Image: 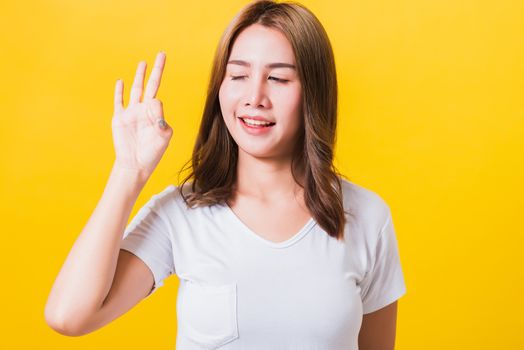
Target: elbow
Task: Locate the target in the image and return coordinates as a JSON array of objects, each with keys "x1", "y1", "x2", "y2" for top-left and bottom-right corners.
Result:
[{"x1": 44, "y1": 303, "x2": 89, "y2": 337}]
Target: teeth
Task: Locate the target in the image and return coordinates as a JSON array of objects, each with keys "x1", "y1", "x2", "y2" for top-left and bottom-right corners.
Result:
[{"x1": 243, "y1": 118, "x2": 273, "y2": 126}]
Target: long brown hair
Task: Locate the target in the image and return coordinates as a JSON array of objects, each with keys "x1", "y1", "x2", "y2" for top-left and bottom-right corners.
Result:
[{"x1": 177, "y1": 0, "x2": 351, "y2": 241}]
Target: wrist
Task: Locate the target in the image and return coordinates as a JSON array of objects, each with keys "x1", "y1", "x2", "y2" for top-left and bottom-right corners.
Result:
[{"x1": 109, "y1": 164, "x2": 150, "y2": 191}]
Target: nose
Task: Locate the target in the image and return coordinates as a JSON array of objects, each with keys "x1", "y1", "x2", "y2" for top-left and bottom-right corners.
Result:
[{"x1": 244, "y1": 76, "x2": 269, "y2": 108}]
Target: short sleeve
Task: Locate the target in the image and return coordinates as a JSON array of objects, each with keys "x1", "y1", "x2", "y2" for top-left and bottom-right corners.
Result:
[
  {"x1": 120, "y1": 194, "x2": 176, "y2": 299},
  {"x1": 360, "y1": 210, "x2": 407, "y2": 314}
]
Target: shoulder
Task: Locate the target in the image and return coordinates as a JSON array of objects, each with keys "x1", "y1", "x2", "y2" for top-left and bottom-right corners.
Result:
[
  {"x1": 142, "y1": 182, "x2": 194, "y2": 213},
  {"x1": 338, "y1": 176, "x2": 392, "y2": 236},
  {"x1": 337, "y1": 177, "x2": 401, "y2": 278}
]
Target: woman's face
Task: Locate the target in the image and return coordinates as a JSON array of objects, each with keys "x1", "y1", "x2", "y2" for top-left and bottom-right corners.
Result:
[{"x1": 219, "y1": 24, "x2": 303, "y2": 160}]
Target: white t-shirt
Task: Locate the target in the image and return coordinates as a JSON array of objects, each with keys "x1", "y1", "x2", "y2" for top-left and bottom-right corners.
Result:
[{"x1": 120, "y1": 177, "x2": 407, "y2": 350}]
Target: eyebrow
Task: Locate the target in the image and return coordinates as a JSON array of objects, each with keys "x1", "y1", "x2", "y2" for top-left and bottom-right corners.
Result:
[{"x1": 227, "y1": 59, "x2": 296, "y2": 70}]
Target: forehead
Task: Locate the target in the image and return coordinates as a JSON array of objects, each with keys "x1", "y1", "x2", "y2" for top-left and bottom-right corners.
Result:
[{"x1": 229, "y1": 24, "x2": 296, "y2": 64}]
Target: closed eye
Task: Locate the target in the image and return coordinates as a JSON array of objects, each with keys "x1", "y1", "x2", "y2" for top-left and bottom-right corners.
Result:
[
  {"x1": 269, "y1": 76, "x2": 288, "y2": 83},
  {"x1": 230, "y1": 75, "x2": 288, "y2": 83}
]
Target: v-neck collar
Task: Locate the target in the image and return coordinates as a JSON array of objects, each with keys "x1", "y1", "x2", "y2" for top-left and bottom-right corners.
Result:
[{"x1": 222, "y1": 202, "x2": 316, "y2": 249}]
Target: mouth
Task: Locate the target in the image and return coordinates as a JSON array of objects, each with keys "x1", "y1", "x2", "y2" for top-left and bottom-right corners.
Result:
[{"x1": 238, "y1": 117, "x2": 276, "y2": 128}]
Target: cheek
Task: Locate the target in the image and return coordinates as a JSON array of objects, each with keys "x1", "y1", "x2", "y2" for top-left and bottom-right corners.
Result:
[
  {"x1": 219, "y1": 83, "x2": 237, "y2": 131},
  {"x1": 218, "y1": 83, "x2": 227, "y2": 112},
  {"x1": 276, "y1": 87, "x2": 302, "y2": 119},
  {"x1": 218, "y1": 80, "x2": 242, "y2": 103},
  {"x1": 219, "y1": 81, "x2": 242, "y2": 110}
]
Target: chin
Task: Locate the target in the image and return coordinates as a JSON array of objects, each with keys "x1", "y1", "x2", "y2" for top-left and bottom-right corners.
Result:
[{"x1": 238, "y1": 145, "x2": 276, "y2": 159}]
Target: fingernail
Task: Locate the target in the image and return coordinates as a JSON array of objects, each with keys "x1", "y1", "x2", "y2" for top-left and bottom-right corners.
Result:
[{"x1": 158, "y1": 119, "x2": 167, "y2": 129}]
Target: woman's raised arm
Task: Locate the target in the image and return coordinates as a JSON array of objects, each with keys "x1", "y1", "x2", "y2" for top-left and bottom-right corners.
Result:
[{"x1": 44, "y1": 52, "x2": 172, "y2": 336}]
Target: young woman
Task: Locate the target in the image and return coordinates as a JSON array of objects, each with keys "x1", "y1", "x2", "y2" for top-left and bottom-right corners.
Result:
[{"x1": 45, "y1": 1, "x2": 407, "y2": 349}]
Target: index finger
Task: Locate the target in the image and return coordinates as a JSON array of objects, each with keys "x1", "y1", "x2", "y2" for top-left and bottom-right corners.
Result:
[
  {"x1": 143, "y1": 51, "x2": 166, "y2": 100},
  {"x1": 114, "y1": 79, "x2": 124, "y2": 114}
]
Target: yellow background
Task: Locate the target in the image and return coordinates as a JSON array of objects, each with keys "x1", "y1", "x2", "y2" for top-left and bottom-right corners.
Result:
[{"x1": 1, "y1": 0, "x2": 523, "y2": 348}]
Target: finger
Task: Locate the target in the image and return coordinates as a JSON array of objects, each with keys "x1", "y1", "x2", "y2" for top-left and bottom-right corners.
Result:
[
  {"x1": 114, "y1": 79, "x2": 124, "y2": 114},
  {"x1": 147, "y1": 99, "x2": 169, "y2": 131},
  {"x1": 146, "y1": 99, "x2": 164, "y2": 121},
  {"x1": 143, "y1": 51, "x2": 166, "y2": 100},
  {"x1": 129, "y1": 61, "x2": 147, "y2": 105}
]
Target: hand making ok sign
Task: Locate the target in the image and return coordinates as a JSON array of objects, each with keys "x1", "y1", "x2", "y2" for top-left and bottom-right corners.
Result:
[{"x1": 111, "y1": 51, "x2": 172, "y2": 180}]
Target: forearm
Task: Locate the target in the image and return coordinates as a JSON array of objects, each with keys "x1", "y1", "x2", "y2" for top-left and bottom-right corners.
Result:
[{"x1": 45, "y1": 165, "x2": 147, "y2": 328}]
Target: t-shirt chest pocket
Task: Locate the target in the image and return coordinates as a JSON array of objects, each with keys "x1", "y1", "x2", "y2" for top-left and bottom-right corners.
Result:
[{"x1": 177, "y1": 280, "x2": 239, "y2": 349}]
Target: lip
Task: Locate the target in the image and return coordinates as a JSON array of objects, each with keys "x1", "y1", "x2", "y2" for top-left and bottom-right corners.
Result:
[
  {"x1": 237, "y1": 115, "x2": 275, "y2": 135},
  {"x1": 238, "y1": 115, "x2": 275, "y2": 123}
]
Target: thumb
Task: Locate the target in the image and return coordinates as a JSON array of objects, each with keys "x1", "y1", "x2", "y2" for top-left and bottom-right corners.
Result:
[{"x1": 147, "y1": 100, "x2": 169, "y2": 131}]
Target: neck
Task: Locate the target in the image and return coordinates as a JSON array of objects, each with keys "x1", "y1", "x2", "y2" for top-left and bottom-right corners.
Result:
[{"x1": 233, "y1": 148, "x2": 305, "y2": 202}]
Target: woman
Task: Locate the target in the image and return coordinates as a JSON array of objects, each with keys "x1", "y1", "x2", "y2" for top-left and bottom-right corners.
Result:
[{"x1": 45, "y1": 1, "x2": 407, "y2": 349}]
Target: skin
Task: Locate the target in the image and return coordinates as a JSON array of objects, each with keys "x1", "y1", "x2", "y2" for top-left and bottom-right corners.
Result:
[
  {"x1": 46, "y1": 27, "x2": 400, "y2": 346},
  {"x1": 358, "y1": 301, "x2": 399, "y2": 350},
  {"x1": 218, "y1": 24, "x2": 311, "y2": 243},
  {"x1": 219, "y1": 24, "x2": 399, "y2": 349},
  {"x1": 44, "y1": 52, "x2": 171, "y2": 336}
]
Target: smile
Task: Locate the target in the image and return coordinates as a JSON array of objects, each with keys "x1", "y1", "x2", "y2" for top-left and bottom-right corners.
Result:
[
  {"x1": 238, "y1": 117, "x2": 275, "y2": 135},
  {"x1": 240, "y1": 117, "x2": 276, "y2": 127}
]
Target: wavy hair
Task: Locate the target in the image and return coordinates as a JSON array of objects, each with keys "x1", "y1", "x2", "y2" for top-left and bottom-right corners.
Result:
[{"x1": 177, "y1": 0, "x2": 351, "y2": 241}]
